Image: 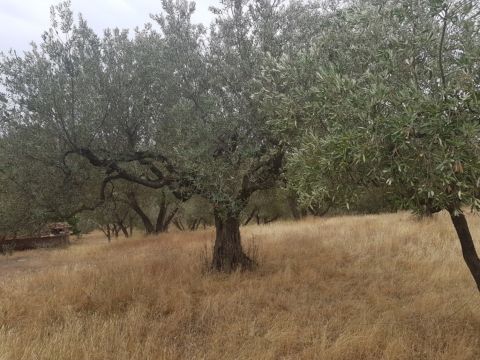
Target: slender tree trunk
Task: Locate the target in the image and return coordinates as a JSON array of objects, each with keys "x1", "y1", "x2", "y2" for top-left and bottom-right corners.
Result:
[
  {"x1": 105, "y1": 225, "x2": 111, "y2": 242},
  {"x1": 264, "y1": 215, "x2": 279, "y2": 224},
  {"x1": 173, "y1": 218, "x2": 185, "y2": 231},
  {"x1": 155, "y1": 191, "x2": 168, "y2": 233},
  {"x1": 243, "y1": 207, "x2": 258, "y2": 225},
  {"x1": 112, "y1": 224, "x2": 119, "y2": 238},
  {"x1": 127, "y1": 193, "x2": 155, "y2": 234},
  {"x1": 191, "y1": 218, "x2": 201, "y2": 231},
  {"x1": 449, "y1": 211, "x2": 480, "y2": 292},
  {"x1": 118, "y1": 221, "x2": 129, "y2": 238},
  {"x1": 155, "y1": 206, "x2": 178, "y2": 233},
  {"x1": 308, "y1": 202, "x2": 331, "y2": 217},
  {"x1": 287, "y1": 193, "x2": 302, "y2": 220},
  {"x1": 129, "y1": 216, "x2": 134, "y2": 237},
  {"x1": 212, "y1": 212, "x2": 252, "y2": 272}
]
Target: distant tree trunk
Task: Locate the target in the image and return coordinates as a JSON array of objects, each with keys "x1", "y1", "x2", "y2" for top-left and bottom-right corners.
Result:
[
  {"x1": 192, "y1": 218, "x2": 207, "y2": 230},
  {"x1": 128, "y1": 191, "x2": 178, "y2": 234},
  {"x1": 212, "y1": 212, "x2": 252, "y2": 272},
  {"x1": 189, "y1": 219, "x2": 199, "y2": 231},
  {"x1": 308, "y1": 202, "x2": 331, "y2": 217},
  {"x1": 118, "y1": 221, "x2": 129, "y2": 238},
  {"x1": 263, "y1": 215, "x2": 279, "y2": 224},
  {"x1": 112, "y1": 224, "x2": 119, "y2": 238},
  {"x1": 449, "y1": 211, "x2": 480, "y2": 292},
  {"x1": 155, "y1": 191, "x2": 168, "y2": 233},
  {"x1": 173, "y1": 218, "x2": 185, "y2": 231},
  {"x1": 105, "y1": 225, "x2": 111, "y2": 242},
  {"x1": 193, "y1": 218, "x2": 208, "y2": 230},
  {"x1": 127, "y1": 192, "x2": 155, "y2": 234},
  {"x1": 155, "y1": 204, "x2": 178, "y2": 233},
  {"x1": 128, "y1": 216, "x2": 134, "y2": 237},
  {"x1": 243, "y1": 207, "x2": 258, "y2": 225},
  {"x1": 287, "y1": 193, "x2": 302, "y2": 220}
]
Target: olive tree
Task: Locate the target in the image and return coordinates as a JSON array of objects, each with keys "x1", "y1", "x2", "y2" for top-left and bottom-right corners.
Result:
[
  {"x1": 266, "y1": 0, "x2": 480, "y2": 290},
  {"x1": 1, "y1": 0, "x2": 296, "y2": 271},
  {"x1": 0, "y1": 121, "x2": 102, "y2": 237}
]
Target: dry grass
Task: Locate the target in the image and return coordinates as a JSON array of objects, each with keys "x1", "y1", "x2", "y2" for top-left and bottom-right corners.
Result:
[{"x1": 0, "y1": 212, "x2": 479, "y2": 360}]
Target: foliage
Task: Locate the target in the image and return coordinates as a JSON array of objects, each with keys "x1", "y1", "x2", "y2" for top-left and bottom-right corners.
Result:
[
  {"x1": 263, "y1": 0, "x2": 480, "y2": 216},
  {"x1": 0, "y1": 0, "x2": 290, "y2": 224},
  {"x1": 242, "y1": 188, "x2": 295, "y2": 224}
]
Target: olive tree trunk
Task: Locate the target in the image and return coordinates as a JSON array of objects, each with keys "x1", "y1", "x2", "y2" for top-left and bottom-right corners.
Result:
[
  {"x1": 127, "y1": 193, "x2": 156, "y2": 234},
  {"x1": 212, "y1": 213, "x2": 252, "y2": 272},
  {"x1": 155, "y1": 204, "x2": 178, "y2": 233},
  {"x1": 118, "y1": 221, "x2": 129, "y2": 238},
  {"x1": 449, "y1": 211, "x2": 480, "y2": 292}
]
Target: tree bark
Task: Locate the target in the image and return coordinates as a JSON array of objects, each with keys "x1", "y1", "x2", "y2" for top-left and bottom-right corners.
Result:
[
  {"x1": 287, "y1": 193, "x2": 302, "y2": 220},
  {"x1": 190, "y1": 219, "x2": 199, "y2": 231},
  {"x1": 449, "y1": 211, "x2": 480, "y2": 292},
  {"x1": 127, "y1": 193, "x2": 155, "y2": 234},
  {"x1": 263, "y1": 215, "x2": 279, "y2": 224},
  {"x1": 105, "y1": 225, "x2": 111, "y2": 242},
  {"x1": 128, "y1": 216, "x2": 134, "y2": 237},
  {"x1": 155, "y1": 191, "x2": 168, "y2": 232},
  {"x1": 173, "y1": 218, "x2": 185, "y2": 231},
  {"x1": 156, "y1": 206, "x2": 178, "y2": 233},
  {"x1": 117, "y1": 221, "x2": 129, "y2": 238},
  {"x1": 243, "y1": 207, "x2": 258, "y2": 225},
  {"x1": 211, "y1": 213, "x2": 252, "y2": 272},
  {"x1": 112, "y1": 224, "x2": 119, "y2": 238}
]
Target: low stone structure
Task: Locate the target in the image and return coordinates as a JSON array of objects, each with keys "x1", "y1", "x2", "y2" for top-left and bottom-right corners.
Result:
[
  {"x1": 0, "y1": 223, "x2": 71, "y2": 253},
  {"x1": 0, "y1": 234, "x2": 70, "y2": 252}
]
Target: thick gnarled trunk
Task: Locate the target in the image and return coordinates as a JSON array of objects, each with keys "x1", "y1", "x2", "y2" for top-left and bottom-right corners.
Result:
[
  {"x1": 449, "y1": 211, "x2": 480, "y2": 292},
  {"x1": 212, "y1": 213, "x2": 252, "y2": 272}
]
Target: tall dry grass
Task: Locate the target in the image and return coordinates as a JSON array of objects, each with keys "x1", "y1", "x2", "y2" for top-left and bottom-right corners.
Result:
[{"x1": 0, "y1": 212, "x2": 479, "y2": 360}]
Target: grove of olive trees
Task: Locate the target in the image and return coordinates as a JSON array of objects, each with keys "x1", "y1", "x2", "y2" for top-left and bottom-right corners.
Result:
[{"x1": 1, "y1": 0, "x2": 480, "y2": 293}]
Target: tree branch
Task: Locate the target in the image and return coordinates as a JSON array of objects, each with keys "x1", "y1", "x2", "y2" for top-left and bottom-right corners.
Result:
[{"x1": 439, "y1": 6, "x2": 448, "y2": 92}]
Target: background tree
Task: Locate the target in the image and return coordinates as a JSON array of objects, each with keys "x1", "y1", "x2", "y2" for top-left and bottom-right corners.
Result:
[
  {"x1": 242, "y1": 188, "x2": 296, "y2": 225},
  {"x1": 0, "y1": 120, "x2": 101, "y2": 238},
  {"x1": 121, "y1": 186, "x2": 180, "y2": 235},
  {"x1": 172, "y1": 195, "x2": 213, "y2": 231}
]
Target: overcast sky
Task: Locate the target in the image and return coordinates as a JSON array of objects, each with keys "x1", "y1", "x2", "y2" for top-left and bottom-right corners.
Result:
[{"x1": 0, "y1": 0, "x2": 219, "y2": 53}]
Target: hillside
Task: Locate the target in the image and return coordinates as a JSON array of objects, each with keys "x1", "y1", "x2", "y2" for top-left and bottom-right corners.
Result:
[{"x1": 0, "y1": 212, "x2": 479, "y2": 360}]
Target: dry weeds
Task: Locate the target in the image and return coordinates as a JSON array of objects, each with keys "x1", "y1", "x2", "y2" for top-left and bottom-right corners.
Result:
[{"x1": 0, "y1": 212, "x2": 479, "y2": 360}]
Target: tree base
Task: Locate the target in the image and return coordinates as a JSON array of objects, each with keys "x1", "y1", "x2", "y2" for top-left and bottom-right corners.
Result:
[
  {"x1": 449, "y1": 210, "x2": 480, "y2": 293},
  {"x1": 211, "y1": 214, "x2": 254, "y2": 273},
  {"x1": 211, "y1": 252, "x2": 254, "y2": 272}
]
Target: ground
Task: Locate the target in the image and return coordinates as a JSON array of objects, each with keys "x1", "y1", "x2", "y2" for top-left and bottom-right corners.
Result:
[{"x1": 0, "y1": 212, "x2": 479, "y2": 360}]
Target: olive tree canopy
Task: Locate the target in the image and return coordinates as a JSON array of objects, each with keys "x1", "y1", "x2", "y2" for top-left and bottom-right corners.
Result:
[
  {"x1": 1, "y1": 0, "x2": 311, "y2": 271},
  {"x1": 262, "y1": 0, "x2": 480, "y2": 290}
]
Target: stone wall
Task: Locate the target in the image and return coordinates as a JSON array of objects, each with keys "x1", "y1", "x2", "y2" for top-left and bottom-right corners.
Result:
[{"x1": 0, "y1": 234, "x2": 70, "y2": 252}]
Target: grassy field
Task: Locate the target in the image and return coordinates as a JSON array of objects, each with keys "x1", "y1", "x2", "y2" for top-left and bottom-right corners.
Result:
[{"x1": 0, "y1": 212, "x2": 479, "y2": 360}]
